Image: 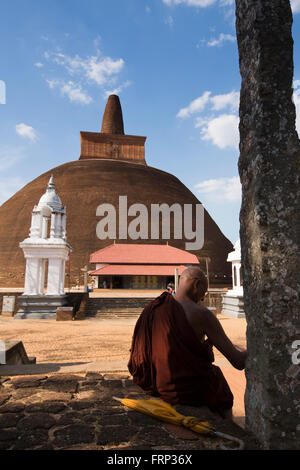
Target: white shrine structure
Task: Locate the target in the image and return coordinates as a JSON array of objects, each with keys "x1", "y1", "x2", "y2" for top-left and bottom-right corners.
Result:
[
  {"x1": 221, "y1": 239, "x2": 245, "y2": 318},
  {"x1": 15, "y1": 176, "x2": 72, "y2": 319}
]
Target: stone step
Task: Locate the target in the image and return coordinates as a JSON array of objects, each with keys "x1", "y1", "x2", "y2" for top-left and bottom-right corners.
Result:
[
  {"x1": 88, "y1": 310, "x2": 141, "y2": 315},
  {"x1": 87, "y1": 299, "x2": 153, "y2": 305},
  {"x1": 87, "y1": 311, "x2": 142, "y2": 318},
  {"x1": 85, "y1": 297, "x2": 152, "y2": 318},
  {"x1": 87, "y1": 309, "x2": 142, "y2": 314},
  {"x1": 89, "y1": 313, "x2": 140, "y2": 319}
]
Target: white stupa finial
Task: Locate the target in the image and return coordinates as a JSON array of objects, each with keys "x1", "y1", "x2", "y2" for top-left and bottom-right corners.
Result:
[
  {"x1": 234, "y1": 239, "x2": 241, "y2": 251},
  {"x1": 48, "y1": 174, "x2": 55, "y2": 190},
  {"x1": 37, "y1": 175, "x2": 63, "y2": 212}
]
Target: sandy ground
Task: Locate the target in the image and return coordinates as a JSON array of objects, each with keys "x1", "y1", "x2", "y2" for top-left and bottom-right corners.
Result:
[{"x1": 0, "y1": 314, "x2": 246, "y2": 364}]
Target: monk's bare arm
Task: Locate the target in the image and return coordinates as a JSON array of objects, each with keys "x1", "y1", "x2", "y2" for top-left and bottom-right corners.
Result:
[{"x1": 198, "y1": 307, "x2": 246, "y2": 370}]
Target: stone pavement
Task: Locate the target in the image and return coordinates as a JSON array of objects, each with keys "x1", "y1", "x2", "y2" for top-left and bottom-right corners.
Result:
[
  {"x1": 0, "y1": 357, "x2": 246, "y2": 428},
  {"x1": 0, "y1": 371, "x2": 260, "y2": 450}
]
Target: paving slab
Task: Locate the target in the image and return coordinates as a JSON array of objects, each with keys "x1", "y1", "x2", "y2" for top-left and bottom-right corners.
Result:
[
  {"x1": 0, "y1": 371, "x2": 260, "y2": 451},
  {"x1": 0, "y1": 357, "x2": 246, "y2": 429}
]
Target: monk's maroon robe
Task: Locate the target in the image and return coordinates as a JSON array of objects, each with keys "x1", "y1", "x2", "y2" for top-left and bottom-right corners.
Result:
[{"x1": 128, "y1": 292, "x2": 233, "y2": 417}]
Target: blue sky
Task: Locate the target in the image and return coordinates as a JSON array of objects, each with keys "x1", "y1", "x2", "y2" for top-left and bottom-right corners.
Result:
[{"x1": 1, "y1": 0, "x2": 300, "y2": 244}]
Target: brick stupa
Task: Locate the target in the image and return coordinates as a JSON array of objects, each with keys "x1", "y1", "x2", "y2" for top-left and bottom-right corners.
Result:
[
  {"x1": 0, "y1": 95, "x2": 233, "y2": 287},
  {"x1": 80, "y1": 95, "x2": 146, "y2": 165}
]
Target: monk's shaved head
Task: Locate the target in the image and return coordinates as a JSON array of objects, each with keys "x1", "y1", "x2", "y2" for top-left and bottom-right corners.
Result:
[
  {"x1": 180, "y1": 266, "x2": 206, "y2": 282},
  {"x1": 177, "y1": 266, "x2": 208, "y2": 302}
]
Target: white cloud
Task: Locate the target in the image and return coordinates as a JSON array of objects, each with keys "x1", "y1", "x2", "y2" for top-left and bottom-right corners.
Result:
[
  {"x1": 210, "y1": 90, "x2": 239, "y2": 112},
  {"x1": 291, "y1": 0, "x2": 300, "y2": 13},
  {"x1": 46, "y1": 79, "x2": 92, "y2": 104},
  {"x1": 207, "y1": 33, "x2": 235, "y2": 47},
  {"x1": 195, "y1": 176, "x2": 241, "y2": 202},
  {"x1": 220, "y1": 0, "x2": 234, "y2": 5},
  {"x1": 163, "y1": 0, "x2": 216, "y2": 6},
  {"x1": 165, "y1": 15, "x2": 175, "y2": 28},
  {"x1": 86, "y1": 56, "x2": 124, "y2": 86},
  {"x1": 60, "y1": 81, "x2": 93, "y2": 104},
  {"x1": 16, "y1": 123, "x2": 37, "y2": 142},
  {"x1": 178, "y1": 90, "x2": 239, "y2": 119},
  {"x1": 146, "y1": 5, "x2": 151, "y2": 13},
  {"x1": 46, "y1": 51, "x2": 125, "y2": 87},
  {"x1": 177, "y1": 90, "x2": 240, "y2": 149},
  {"x1": 180, "y1": 81, "x2": 299, "y2": 150},
  {"x1": 177, "y1": 91, "x2": 211, "y2": 118},
  {"x1": 293, "y1": 80, "x2": 300, "y2": 135},
  {"x1": 103, "y1": 80, "x2": 132, "y2": 99},
  {"x1": 34, "y1": 62, "x2": 44, "y2": 68},
  {"x1": 41, "y1": 46, "x2": 127, "y2": 104},
  {"x1": 201, "y1": 113, "x2": 239, "y2": 149},
  {"x1": 46, "y1": 79, "x2": 59, "y2": 89},
  {"x1": 163, "y1": 0, "x2": 234, "y2": 7},
  {"x1": 0, "y1": 177, "x2": 25, "y2": 206},
  {"x1": 165, "y1": 0, "x2": 298, "y2": 12}
]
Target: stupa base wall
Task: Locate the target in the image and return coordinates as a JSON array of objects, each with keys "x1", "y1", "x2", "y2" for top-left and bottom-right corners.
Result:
[
  {"x1": 221, "y1": 294, "x2": 245, "y2": 318},
  {"x1": 15, "y1": 295, "x2": 68, "y2": 319}
]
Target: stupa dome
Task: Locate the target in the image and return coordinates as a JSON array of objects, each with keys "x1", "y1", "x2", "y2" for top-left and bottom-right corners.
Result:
[{"x1": 0, "y1": 96, "x2": 233, "y2": 287}]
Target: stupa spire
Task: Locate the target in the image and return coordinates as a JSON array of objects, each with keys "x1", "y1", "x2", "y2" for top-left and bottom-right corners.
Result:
[
  {"x1": 48, "y1": 174, "x2": 55, "y2": 190},
  {"x1": 101, "y1": 94, "x2": 124, "y2": 135}
]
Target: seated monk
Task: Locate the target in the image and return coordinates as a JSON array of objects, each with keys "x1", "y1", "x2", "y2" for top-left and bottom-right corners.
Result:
[{"x1": 128, "y1": 266, "x2": 247, "y2": 419}]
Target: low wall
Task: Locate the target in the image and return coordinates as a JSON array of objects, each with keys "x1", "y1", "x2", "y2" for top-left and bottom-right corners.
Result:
[
  {"x1": 0, "y1": 290, "x2": 225, "y2": 317},
  {"x1": 0, "y1": 292, "x2": 89, "y2": 319},
  {"x1": 202, "y1": 290, "x2": 227, "y2": 315}
]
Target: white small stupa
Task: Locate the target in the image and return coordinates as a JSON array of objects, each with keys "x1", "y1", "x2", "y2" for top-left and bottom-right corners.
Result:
[
  {"x1": 15, "y1": 176, "x2": 72, "y2": 319},
  {"x1": 227, "y1": 239, "x2": 243, "y2": 296},
  {"x1": 221, "y1": 239, "x2": 245, "y2": 318}
]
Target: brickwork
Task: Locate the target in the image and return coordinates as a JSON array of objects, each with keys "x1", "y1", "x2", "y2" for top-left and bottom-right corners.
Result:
[
  {"x1": 100, "y1": 95, "x2": 125, "y2": 135},
  {"x1": 80, "y1": 132, "x2": 146, "y2": 165}
]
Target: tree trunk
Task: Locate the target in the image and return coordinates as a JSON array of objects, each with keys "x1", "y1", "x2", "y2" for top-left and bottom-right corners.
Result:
[{"x1": 235, "y1": 0, "x2": 300, "y2": 449}]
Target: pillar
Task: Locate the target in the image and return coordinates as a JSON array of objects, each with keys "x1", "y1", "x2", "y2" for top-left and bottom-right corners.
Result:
[
  {"x1": 41, "y1": 216, "x2": 48, "y2": 239},
  {"x1": 24, "y1": 258, "x2": 40, "y2": 295},
  {"x1": 60, "y1": 260, "x2": 65, "y2": 294},
  {"x1": 38, "y1": 259, "x2": 46, "y2": 295},
  {"x1": 47, "y1": 258, "x2": 62, "y2": 295},
  {"x1": 55, "y1": 213, "x2": 61, "y2": 238},
  {"x1": 232, "y1": 265, "x2": 237, "y2": 287},
  {"x1": 61, "y1": 213, "x2": 66, "y2": 240},
  {"x1": 50, "y1": 212, "x2": 56, "y2": 238},
  {"x1": 236, "y1": 0, "x2": 300, "y2": 449},
  {"x1": 29, "y1": 210, "x2": 42, "y2": 238},
  {"x1": 235, "y1": 262, "x2": 241, "y2": 288}
]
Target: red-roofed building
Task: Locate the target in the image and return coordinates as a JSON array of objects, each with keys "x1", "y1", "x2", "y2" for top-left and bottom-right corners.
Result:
[{"x1": 89, "y1": 243, "x2": 199, "y2": 289}]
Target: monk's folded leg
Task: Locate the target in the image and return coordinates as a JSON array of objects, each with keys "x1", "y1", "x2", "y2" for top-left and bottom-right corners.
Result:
[{"x1": 205, "y1": 365, "x2": 234, "y2": 418}]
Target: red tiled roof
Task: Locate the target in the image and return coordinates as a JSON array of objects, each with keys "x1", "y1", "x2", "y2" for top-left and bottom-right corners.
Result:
[
  {"x1": 90, "y1": 244, "x2": 199, "y2": 265},
  {"x1": 89, "y1": 264, "x2": 188, "y2": 276}
]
